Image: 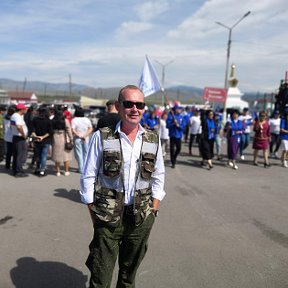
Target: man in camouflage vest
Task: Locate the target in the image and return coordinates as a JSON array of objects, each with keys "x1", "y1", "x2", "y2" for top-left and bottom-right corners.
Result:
[{"x1": 80, "y1": 85, "x2": 166, "y2": 288}]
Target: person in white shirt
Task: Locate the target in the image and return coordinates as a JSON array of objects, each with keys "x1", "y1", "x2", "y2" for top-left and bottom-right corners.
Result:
[
  {"x1": 80, "y1": 85, "x2": 165, "y2": 287},
  {"x1": 71, "y1": 107, "x2": 93, "y2": 173},
  {"x1": 4, "y1": 105, "x2": 16, "y2": 169},
  {"x1": 188, "y1": 109, "x2": 202, "y2": 155},
  {"x1": 159, "y1": 111, "x2": 169, "y2": 157},
  {"x1": 269, "y1": 110, "x2": 281, "y2": 158},
  {"x1": 10, "y1": 103, "x2": 28, "y2": 177}
]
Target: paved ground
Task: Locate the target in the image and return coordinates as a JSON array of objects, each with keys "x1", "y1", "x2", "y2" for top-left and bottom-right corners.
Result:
[{"x1": 0, "y1": 142, "x2": 288, "y2": 288}]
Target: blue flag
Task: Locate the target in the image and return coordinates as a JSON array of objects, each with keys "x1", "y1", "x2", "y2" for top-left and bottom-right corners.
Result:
[{"x1": 139, "y1": 55, "x2": 162, "y2": 97}]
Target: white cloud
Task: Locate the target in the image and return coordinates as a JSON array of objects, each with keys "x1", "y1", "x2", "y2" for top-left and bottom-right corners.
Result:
[
  {"x1": 115, "y1": 0, "x2": 170, "y2": 39},
  {"x1": 0, "y1": 0, "x2": 287, "y2": 93},
  {"x1": 115, "y1": 21, "x2": 154, "y2": 38},
  {"x1": 136, "y1": 0, "x2": 170, "y2": 21}
]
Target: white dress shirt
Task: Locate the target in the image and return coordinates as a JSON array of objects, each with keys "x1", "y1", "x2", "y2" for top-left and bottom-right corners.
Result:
[{"x1": 80, "y1": 123, "x2": 166, "y2": 205}]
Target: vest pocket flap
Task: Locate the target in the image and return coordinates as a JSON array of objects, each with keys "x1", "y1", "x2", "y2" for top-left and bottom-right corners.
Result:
[
  {"x1": 104, "y1": 151, "x2": 119, "y2": 159},
  {"x1": 142, "y1": 152, "x2": 156, "y2": 160}
]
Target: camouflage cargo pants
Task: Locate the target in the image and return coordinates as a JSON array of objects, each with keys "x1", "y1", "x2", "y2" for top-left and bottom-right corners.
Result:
[{"x1": 86, "y1": 212, "x2": 155, "y2": 288}]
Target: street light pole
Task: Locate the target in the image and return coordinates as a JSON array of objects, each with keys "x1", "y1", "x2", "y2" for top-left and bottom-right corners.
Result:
[
  {"x1": 155, "y1": 59, "x2": 174, "y2": 106},
  {"x1": 216, "y1": 11, "x2": 251, "y2": 122}
]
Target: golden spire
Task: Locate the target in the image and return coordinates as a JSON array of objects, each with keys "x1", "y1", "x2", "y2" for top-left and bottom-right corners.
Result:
[{"x1": 229, "y1": 64, "x2": 239, "y2": 87}]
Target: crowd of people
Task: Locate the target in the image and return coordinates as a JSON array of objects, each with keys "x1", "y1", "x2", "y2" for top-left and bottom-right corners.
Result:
[
  {"x1": 1, "y1": 100, "x2": 288, "y2": 178},
  {"x1": 0, "y1": 103, "x2": 93, "y2": 177},
  {"x1": 137, "y1": 103, "x2": 288, "y2": 170}
]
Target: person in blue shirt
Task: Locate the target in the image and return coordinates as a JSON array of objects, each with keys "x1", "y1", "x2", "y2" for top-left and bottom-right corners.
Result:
[
  {"x1": 166, "y1": 105, "x2": 185, "y2": 168},
  {"x1": 224, "y1": 110, "x2": 245, "y2": 170},
  {"x1": 183, "y1": 106, "x2": 192, "y2": 143},
  {"x1": 140, "y1": 107, "x2": 149, "y2": 127},
  {"x1": 280, "y1": 108, "x2": 288, "y2": 167},
  {"x1": 145, "y1": 110, "x2": 160, "y2": 131}
]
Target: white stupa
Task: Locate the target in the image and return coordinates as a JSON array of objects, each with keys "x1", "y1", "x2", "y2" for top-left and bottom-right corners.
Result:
[{"x1": 225, "y1": 64, "x2": 248, "y2": 111}]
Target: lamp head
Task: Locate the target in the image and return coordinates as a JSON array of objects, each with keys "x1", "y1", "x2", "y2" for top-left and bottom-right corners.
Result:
[{"x1": 244, "y1": 11, "x2": 251, "y2": 17}]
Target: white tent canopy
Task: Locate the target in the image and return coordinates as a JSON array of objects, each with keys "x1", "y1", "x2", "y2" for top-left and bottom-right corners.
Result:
[{"x1": 79, "y1": 96, "x2": 107, "y2": 108}]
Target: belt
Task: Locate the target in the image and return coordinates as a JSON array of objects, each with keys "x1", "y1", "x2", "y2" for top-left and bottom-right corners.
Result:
[{"x1": 123, "y1": 205, "x2": 134, "y2": 215}]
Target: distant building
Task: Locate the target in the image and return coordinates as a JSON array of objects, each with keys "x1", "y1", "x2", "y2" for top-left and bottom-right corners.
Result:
[
  {"x1": 79, "y1": 96, "x2": 106, "y2": 108},
  {"x1": 8, "y1": 91, "x2": 38, "y2": 105},
  {"x1": 0, "y1": 89, "x2": 10, "y2": 105}
]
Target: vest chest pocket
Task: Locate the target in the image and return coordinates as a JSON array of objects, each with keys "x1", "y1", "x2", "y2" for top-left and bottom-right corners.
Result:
[
  {"x1": 103, "y1": 150, "x2": 121, "y2": 178},
  {"x1": 141, "y1": 153, "x2": 156, "y2": 180}
]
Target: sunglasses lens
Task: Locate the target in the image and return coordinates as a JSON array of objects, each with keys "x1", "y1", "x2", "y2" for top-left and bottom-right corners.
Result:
[
  {"x1": 122, "y1": 101, "x2": 133, "y2": 108},
  {"x1": 136, "y1": 102, "x2": 145, "y2": 109},
  {"x1": 122, "y1": 101, "x2": 145, "y2": 109}
]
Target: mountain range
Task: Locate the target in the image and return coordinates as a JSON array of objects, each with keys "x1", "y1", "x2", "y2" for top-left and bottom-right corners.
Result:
[{"x1": 0, "y1": 78, "x2": 264, "y2": 104}]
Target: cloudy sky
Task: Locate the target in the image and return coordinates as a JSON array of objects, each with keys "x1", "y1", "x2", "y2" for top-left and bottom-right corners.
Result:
[{"x1": 0, "y1": 0, "x2": 287, "y2": 92}]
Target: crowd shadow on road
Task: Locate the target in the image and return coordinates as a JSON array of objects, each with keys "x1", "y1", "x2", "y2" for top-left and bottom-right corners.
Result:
[
  {"x1": 10, "y1": 257, "x2": 87, "y2": 288},
  {"x1": 54, "y1": 188, "x2": 82, "y2": 203}
]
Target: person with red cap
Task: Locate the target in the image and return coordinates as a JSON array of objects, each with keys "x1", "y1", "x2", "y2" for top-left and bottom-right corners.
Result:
[{"x1": 10, "y1": 103, "x2": 29, "y2": 177}]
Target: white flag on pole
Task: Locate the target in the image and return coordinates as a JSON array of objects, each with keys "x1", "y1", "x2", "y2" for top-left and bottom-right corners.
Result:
[{"x1": 138, "y1": 55, "x2": 162, "y2": 97}]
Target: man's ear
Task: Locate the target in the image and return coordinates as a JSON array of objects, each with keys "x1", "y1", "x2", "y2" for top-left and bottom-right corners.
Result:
[{"x1": 115, "y1": 101, "x2": 120, "y2": 112}]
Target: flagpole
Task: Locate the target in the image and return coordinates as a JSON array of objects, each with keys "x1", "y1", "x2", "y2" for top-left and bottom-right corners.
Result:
[
  {"x1": 155, "y1": 59, "x2": 174, "y2": 107},
  {"x1": 161, "y1": 88, "x2": 169, "y2": 107}
]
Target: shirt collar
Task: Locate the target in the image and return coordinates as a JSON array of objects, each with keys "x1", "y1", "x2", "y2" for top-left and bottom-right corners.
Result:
[{"x1": 115, "y1": 121, "x2": 145, "y2": 136}]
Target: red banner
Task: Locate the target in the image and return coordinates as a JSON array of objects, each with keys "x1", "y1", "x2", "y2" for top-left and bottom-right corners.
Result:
[{"x1": 203, "y1": 87, "x2": 227, "y2": 103}]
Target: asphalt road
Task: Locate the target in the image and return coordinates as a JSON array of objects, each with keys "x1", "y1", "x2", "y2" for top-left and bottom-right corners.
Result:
[{"x1": 0, "y1": 142, "x2": 288, "y2": 288}]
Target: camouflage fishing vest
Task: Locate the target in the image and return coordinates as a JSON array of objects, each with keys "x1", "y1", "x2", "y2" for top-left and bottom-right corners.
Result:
[{"x1": 91, "y1": 126, "x2": 159, "y2": 227}]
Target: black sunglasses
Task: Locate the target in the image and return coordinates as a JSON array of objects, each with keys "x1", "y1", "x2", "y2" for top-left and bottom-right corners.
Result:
[{"x1": 121, "y1": 101, "x2": 145, "y2": 110}]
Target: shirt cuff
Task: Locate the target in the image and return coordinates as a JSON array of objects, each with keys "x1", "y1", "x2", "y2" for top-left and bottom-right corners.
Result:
[{"x1": 79, "y1": 190, "x2": 94, "y2": 204}]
